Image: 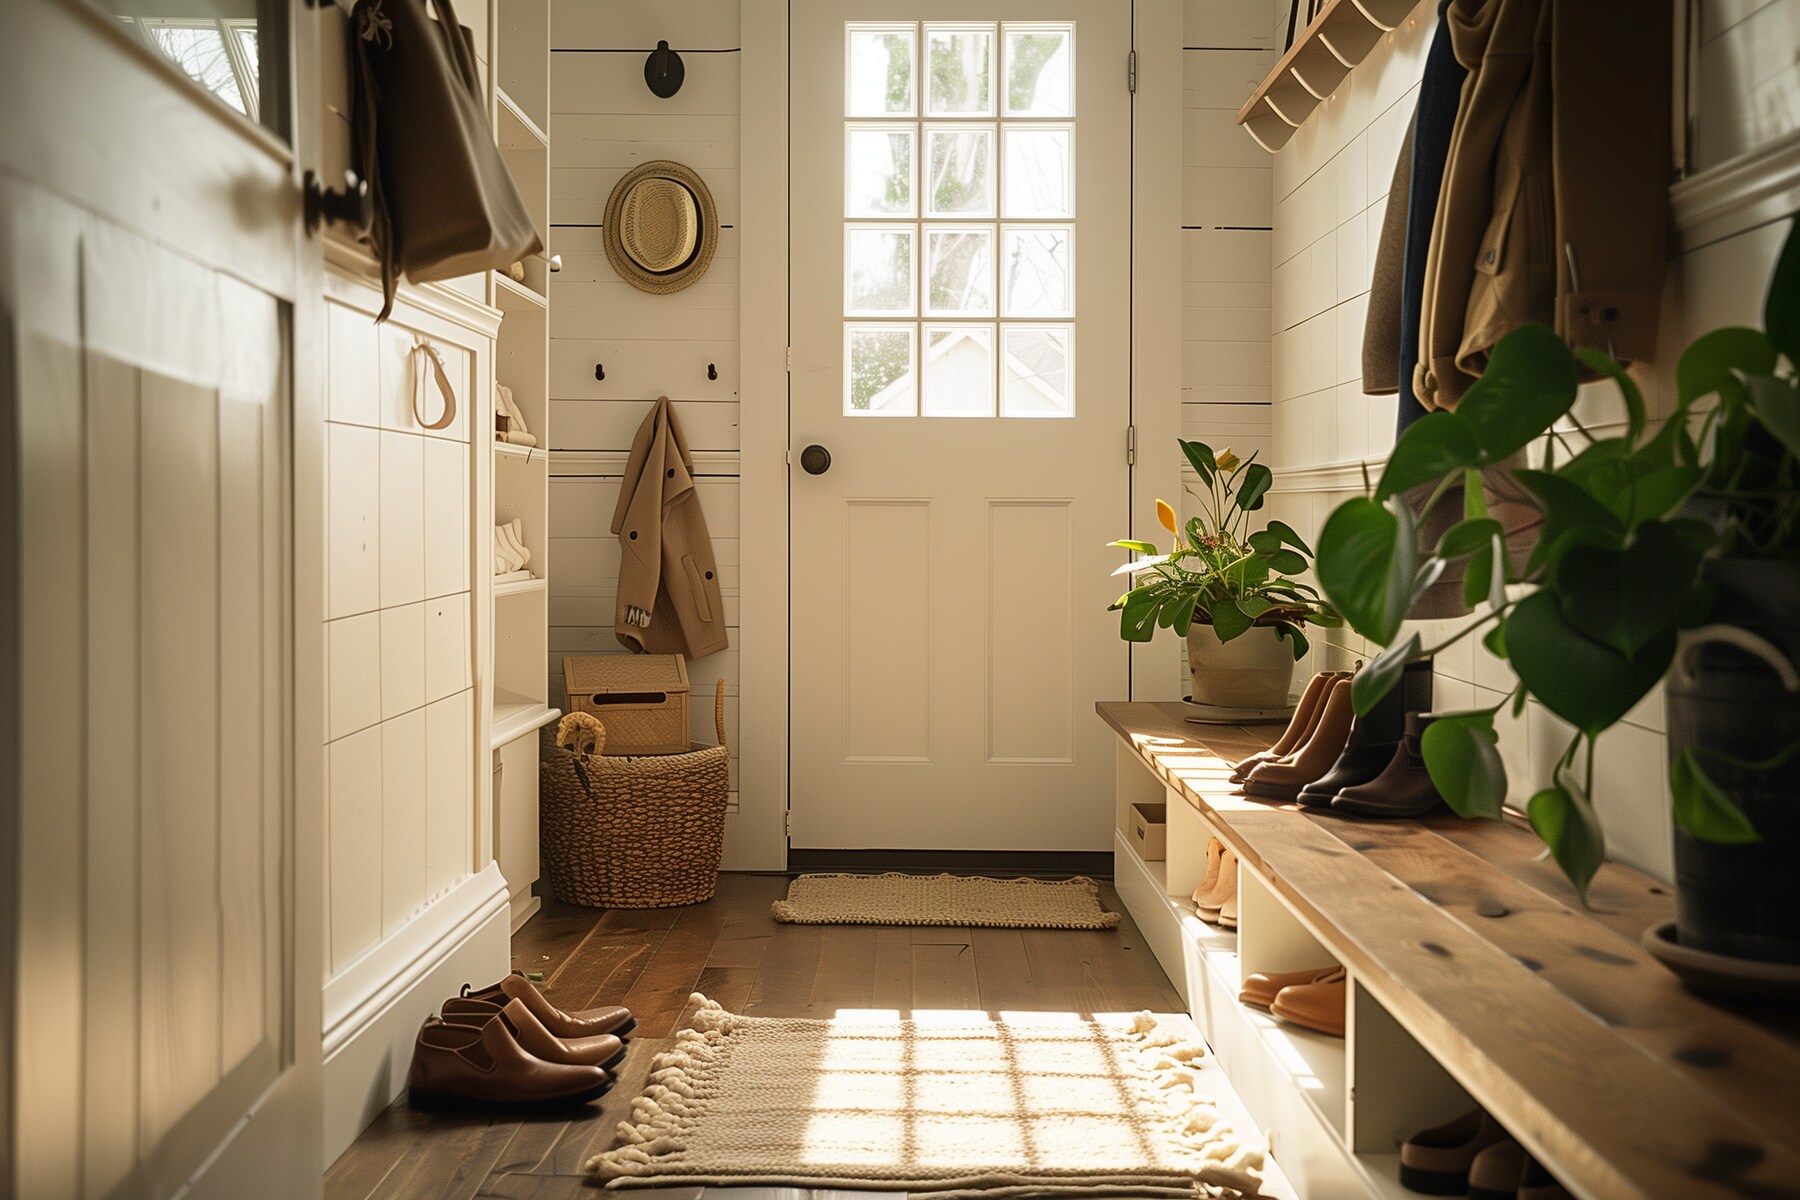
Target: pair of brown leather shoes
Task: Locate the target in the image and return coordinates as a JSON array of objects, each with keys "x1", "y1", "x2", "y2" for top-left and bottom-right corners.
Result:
[
  {"x1": 1239, "y1": 965, "x2": 1345, "y2": 1036},
  {"x1": 407, "y1": 972, "x2": 635, "y2": 1113},
  {"x1": 1401, "y1": 1108, "x2": 1569, "y2": 1198}
]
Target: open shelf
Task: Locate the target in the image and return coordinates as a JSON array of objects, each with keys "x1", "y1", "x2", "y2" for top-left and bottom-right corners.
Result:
[
  {"x1": 1236, "y1": 0, "x2": 1423, "y2": 152},
  {"x1": 494, "y1": 441, "x2": 544, "y2": 462},
  {"x1": 494, "y1": 270, "x2": 547, "y2": 311},
  {"x1": 491, "y1": 687, "x2": 558, "y2": 750},
  {"x1": 494, "y1": 576, "x2": 546, "y2": 597},
  {"x1": 495, "y1": 86, "x2": 548, "y2": 150}
]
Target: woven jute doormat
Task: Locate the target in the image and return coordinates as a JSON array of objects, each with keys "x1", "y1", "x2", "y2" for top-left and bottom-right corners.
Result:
[
  {"x1": 588, "y1": 995, "x2": 1266, "y2": 1197},
  {"x1": 770, "y1": 872, "x2": 1122, "y2": 930}
]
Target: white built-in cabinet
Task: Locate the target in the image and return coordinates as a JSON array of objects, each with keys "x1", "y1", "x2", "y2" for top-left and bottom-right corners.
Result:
[
  {"x1": 489, "y1": 0, "x2": 558, "y2": 932},
  {"x1": 313, "y1": 0, "x2": 555, "y2": 1164}
]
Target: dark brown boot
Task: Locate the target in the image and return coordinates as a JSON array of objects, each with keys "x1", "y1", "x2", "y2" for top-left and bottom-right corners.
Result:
[
  {"x1": 1297, "y1": 658, "x2": 1433, "y2": 808},
  {"x1": 1329, "y1": 711, "x2": 1443, "y2": 818}
]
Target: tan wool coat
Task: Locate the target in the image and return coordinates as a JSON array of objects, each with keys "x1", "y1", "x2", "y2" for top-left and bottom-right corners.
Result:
[
  {"x1": 1416, "y1": 0, "x2": 1672, "y2": 410},
  {"x1": 611, "y1": 397, "x2": 729, "y2": 659}
]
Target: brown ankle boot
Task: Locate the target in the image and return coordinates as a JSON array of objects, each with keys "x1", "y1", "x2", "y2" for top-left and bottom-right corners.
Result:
[
  {"x1": 1242, "y1": 677, "x2": 1355, "y2": 802},
  {"x1": 459, "y1": 970, "x2": 636, "y2": 1038},
  {"x1": 1230, "y1": 672, "x2": 1343, "y2": 783},
  {"x1": 1330, "y1": 712, "x2": 1444, "y2": 819}
]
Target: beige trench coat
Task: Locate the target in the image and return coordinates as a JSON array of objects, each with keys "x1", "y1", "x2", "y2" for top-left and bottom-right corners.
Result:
[{"x1": 611, "y1": 397, "x2": 729, "y2": 658}]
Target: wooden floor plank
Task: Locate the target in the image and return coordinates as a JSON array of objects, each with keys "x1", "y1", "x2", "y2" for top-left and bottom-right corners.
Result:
[
  {"x1": 911, "y1": 939, "x2": 980, "y2": 1010},
  {"x1": 333, "y1": 870, "x2": 1189, "y2": 1197}
]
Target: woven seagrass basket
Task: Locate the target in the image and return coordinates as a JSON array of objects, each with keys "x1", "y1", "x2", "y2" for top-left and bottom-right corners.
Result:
[{"x1": 539, "y1": 678, "x2": 729, "y2": 908}]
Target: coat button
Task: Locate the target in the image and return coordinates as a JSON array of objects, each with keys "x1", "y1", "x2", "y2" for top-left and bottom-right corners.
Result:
[{"x1": 629, "y1": 530, "x2": 638, "y2": 540}]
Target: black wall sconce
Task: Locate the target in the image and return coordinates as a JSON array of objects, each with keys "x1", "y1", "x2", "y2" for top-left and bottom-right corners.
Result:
[{"x1": 645, "y1": 40, "x2": 684, "y2": 98}]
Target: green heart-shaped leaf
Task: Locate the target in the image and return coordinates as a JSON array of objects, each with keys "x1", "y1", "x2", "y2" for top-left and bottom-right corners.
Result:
[
  {"x1": 1514, "y1": 469, "x2": 1622, "y2": 573},
  {"x1": 1676, "y1": 326, "x2": 1776, "y2": 408},
  {"x1": 1505, "y1": 592, "x2": 1676, "y2": 736},
  {"x1": 1670, "y1": 749, "x2": 1762, "y2": 845},
  {"x1": 1550, "y1": 521, "x2": 1702, "y2": 658},
  {"x1": 1210, "y1": 600, "x2": 1253, "y2": 642},
  {"x1": 1236, "y1": 463, "x2": 1273, "y2": 511},
  {"x1": 1375, "y1": 412, "x2": 1482, "y2": 500},
  {"x1": 1421, "y1": 713, "x2": 1507, "y2": 820},
  {"x1": 1266, "y1": 520, "x2": 1313, "y2": 555},
  {"x1": 1456, "y1": 324, "x2": 1579, "y2": 459},
  {"x1": 1317, "y1": 497, "x2": 1401, "y2": 644},
  {"x1": 1437, "y1": 517, "x2": 1503, "y2": 558},
  {"x1": 1575, "y1": 346, "x2": 1646, "y2": 444},
  {"x1": 1180, "y1": 439, "x2": 1217, "y2": 486},
  {"x1": 1763, "y1": 217, "x2": 1800, "y2": 364},
  {"x1": 1352, "y1": 632, "x2": 1421, "y2": 717},
  {"x1": 1527, "y1": 782, "x2": 1606, "y2": 903}
]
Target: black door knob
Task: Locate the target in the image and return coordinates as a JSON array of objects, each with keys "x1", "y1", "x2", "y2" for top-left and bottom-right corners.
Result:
[{"x1": 800, "y1": 444, "x2": 832, "y2": 475}]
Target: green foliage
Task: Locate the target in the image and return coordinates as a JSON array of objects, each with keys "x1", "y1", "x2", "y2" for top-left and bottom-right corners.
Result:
[
  {"x1": 1309, "y1": 216, "x2": 1800, "y2": 900},
  {"x1": 1109, "y1": 441, "x2": 1338, "y2": 657}
]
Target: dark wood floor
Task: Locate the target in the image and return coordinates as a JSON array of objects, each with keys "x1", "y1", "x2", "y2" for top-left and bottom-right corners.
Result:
[{"x1": 325, "y1": 872, "x2": 1181, "y2": 1200}]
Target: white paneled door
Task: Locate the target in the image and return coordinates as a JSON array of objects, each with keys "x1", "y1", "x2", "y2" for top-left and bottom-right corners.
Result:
[
  {"x1": 2, "y1": 1, "x2": 322, "y2": 1197},
  {"x1": 789, "y1": 1, "x2": 1131, "y2": 851}
]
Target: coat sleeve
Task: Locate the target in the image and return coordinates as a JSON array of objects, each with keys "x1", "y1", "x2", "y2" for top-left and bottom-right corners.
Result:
[
  {"x1": 1551, "y1": 2, "x2": 1672, "y2": 368},
  {"x1": 612, "y1": 399, "x2": 670, "y2": 651}
]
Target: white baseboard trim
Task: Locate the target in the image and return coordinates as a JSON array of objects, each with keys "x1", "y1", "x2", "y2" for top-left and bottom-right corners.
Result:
[{"x1": 320, "y1": 863, "x2": 512, "y2": 1167}]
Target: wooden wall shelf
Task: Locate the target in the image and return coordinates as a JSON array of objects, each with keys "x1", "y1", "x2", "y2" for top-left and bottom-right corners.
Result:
[
  {"x1": 1237, "y1": 0, "x2": 1423, "y2": 152},
  {"x1": 1099, "y1": 701, "x2": 1800, "y2": 1200}
]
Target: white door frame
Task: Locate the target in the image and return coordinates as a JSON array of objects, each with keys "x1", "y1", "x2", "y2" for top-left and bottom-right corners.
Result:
[{"x1": 735, "y1": 0, "x2": 1184, "y2": 870}]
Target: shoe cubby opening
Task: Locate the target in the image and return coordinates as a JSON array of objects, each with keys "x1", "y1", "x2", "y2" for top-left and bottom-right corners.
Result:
[
  {"x1": 1346, "y1": 978, "x2": 1476, "y2": 1183},
  {"x1": 1232, "y1": 860, "x2": 1348, "y2": 1139}
]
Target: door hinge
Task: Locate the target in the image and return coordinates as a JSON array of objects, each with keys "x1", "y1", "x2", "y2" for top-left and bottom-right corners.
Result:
[
  {"x1": 1126, "y1": 424, "x2": 1137, "y2": 465},
  {"x1": 1127, "y1": 49, "x2": 1137, "y2": 95},
  {"x1": 784, "y1": 809, "x2": 792, "y2": 838},
  {"x1": 786, "y1": 346, "x2": 793, "y2": 373}
]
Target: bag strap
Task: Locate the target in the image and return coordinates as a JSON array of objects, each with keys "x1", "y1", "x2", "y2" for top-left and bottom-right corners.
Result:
[
  {"x1": 410, "y1": 338, "x2": 458, "y2": 431},
  {"x1": 713, "y1": 678, "x2": 728, "y2": 751},
  {"x1": 427, "y1": 0, "x2": 481, "y2": 97}
]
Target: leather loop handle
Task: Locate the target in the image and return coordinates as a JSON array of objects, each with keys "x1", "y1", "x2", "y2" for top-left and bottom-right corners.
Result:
[
  {"x1": 1674, "y1": 624, "x2": 1800, "y2": 693},
  {"x1": 714, "y1": 678, "x2": 728, "y2": 751},
  {"x1": 411, "y1": 339, "x2": 457, "y2": 431}
]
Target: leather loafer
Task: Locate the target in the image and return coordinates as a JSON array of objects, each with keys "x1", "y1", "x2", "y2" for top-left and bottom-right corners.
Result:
[
  {"x1": 1238, "y1": 964, "x2": 1342, "y2": 1009},
  {"x1": 461, "y1": 970, "x2": 637, "y2": 1038},
  {"x1": 1400, "y1": 1108, "x2": 1511, "y2": 1195},
  {"x1": 1267, "y1": 969, "x2": 1346, "y2": 1037},
  {"x1": 1469, "y1": 1138, "x2": 1573, "y2": 1200},
  {"x1": 407, "y1": 1015, "x2": 612, "y2": 1113},
  {"x1": 442, "y1": 994, "x2": 626, "y2": 1071}
]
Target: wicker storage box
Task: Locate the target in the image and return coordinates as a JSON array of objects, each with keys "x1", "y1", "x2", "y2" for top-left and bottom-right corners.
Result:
[
  {"x1": 563, "y1": 653, "x2": 690, "y2": 755},
  {"x1": 539, "y1": 678, "x2": 729, "y2": 908}
]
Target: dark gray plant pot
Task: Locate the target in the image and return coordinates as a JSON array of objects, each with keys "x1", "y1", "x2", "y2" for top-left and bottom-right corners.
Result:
[{"x1": 1665, "y1": 559, "x2": 1800, "y2": 965}]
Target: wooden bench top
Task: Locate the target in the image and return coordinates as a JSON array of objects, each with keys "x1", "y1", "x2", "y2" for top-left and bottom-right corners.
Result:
[{"x1": 1098, "y1": 700, "x2": 1800, "y2": 1200}]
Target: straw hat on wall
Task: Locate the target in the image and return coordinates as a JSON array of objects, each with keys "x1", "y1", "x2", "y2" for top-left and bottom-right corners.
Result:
[{"x1": 602, "y1": 160, "x2": 718, "y2": 294}]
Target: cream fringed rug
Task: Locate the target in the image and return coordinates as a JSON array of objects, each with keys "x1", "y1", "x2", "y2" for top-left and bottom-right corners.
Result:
[
  {"x1": 770, "y1": 872, "x2": 1121, "y2": 930},
  {"x1": 588, "y1": 996, "x2": 1266, "y2": 1198}
]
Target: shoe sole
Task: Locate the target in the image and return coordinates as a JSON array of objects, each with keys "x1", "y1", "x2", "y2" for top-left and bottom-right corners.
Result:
[
  {"x1": 613, "y1": 1015, "x2": 638, "y2": 1039},
  {"x1": 1267, "y1": 999, "x2": 1343, "y2": 1038},
  {"x1": 602, "y1": 1046, "x2": 628, "y2": 1072},
  {"x1": 1328, "y1": 797, "x2": 1442, "y2": 819},
  {"x1": 408, "y1": 1076, "x2": 615, "y2": 1115},
  {"x1": 1397, "y1": 1164, "x2": 1472, "y2": 1195}
]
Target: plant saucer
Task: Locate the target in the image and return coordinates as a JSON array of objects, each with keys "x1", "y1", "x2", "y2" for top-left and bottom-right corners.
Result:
[
  {"x1": 1642, "y1": 919, "x2": 1800, "y2": 1002},
  {"x1": 1180, "y1": 695, "x2": 1300, "y2": 725}
]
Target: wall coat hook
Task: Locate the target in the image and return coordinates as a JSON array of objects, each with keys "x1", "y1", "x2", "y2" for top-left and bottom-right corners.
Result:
[
  {"x1": 707, "y1": 362, "x2": 718, "y2": 381},
  {"x1": 645, "y1": 40, "x2": 685, "y2": 98},
  {"x1": 594, "y1": 363, "x2": 605, "y2": 381}
]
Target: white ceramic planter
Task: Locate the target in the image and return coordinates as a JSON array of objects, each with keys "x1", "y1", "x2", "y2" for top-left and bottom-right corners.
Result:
[{"x1": 1187, "y1": 622, "x2": 1296, "y2": 708}]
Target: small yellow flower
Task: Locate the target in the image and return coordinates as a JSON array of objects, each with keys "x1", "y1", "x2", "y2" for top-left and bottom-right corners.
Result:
[
  {"x1": 1216, "y1": 449, "x2": 1241, "y2": 472},
  {"x1": 1156, "y1": 498, "x2": 1178, "y2": 533}
]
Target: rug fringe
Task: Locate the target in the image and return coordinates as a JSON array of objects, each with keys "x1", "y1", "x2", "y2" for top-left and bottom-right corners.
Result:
[{"x1": 1124, "y1": 1011, "x2": 1268, "y2": 1197}]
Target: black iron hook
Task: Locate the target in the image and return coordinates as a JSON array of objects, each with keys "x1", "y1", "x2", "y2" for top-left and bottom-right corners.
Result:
[
  {"x1": 707, "y1": 362, "x2": 718, "y2": 381},
  {"x1": 594, "y1": 363, "x2": 605, "y2": 381},
  {"x1": 645, "y1": 40, "x2": 685, "y2": 98}
]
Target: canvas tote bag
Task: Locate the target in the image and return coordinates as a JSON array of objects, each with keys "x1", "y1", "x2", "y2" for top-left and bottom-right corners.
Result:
[{"x1": 352, "y1": 0, "x2": 543, "y2": 318}]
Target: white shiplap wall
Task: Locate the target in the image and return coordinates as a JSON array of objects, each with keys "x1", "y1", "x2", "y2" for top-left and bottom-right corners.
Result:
[
  {"x1": 1181, "y1": 4, "x2": 1276, "y2": 469},
  {"x1": 1263, "y1": 0, "x2": 1800, "y2": 882},
  {"x1": 547, "y1": 0, "x2": 741, "y2": 800}
]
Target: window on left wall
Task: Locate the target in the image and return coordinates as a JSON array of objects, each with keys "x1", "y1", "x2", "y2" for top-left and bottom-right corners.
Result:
[{"x1": 104, "y1": 1, "x2": 279, "y2": 135}]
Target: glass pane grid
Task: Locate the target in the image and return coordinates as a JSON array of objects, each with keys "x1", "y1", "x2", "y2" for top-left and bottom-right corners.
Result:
[{"x1": 844, "y1": 20, "x2": 1075, "y2": 418}]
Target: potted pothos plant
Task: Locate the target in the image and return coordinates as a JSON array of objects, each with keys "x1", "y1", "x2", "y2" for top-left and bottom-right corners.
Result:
[
  {"x1": 1313, "y1": 217, "x2": 1800, "y2": 967},
  {"x1": 1112, "y1": 441, "x2": 1340, "y2": 707}
]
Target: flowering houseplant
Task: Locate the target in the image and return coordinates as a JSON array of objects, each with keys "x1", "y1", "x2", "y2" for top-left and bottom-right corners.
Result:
[{"x1": 1111, "y1": 440, "x2": 1340, "y2": 659}]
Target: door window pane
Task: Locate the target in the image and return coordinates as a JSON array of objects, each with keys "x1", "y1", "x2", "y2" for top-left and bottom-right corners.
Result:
[
  {"x1": 923, "y1": 325, "x2": 995, "y2": 417},
  {"x1": 925, "y1": 126, "x2": 995, "y2": 218},
  {"x1": 846, "y1": 325, "x2": 918, "y2": 415},
  {"x1": 1004, "y1": 26, "x2": 1073, "y2": 117},
  {"x1": 926, "y1": 25, "x2": 994, "y2": 115},
  {"x1": 847, "y1": 126, "x2": 916, "y2": 217},
  {"x1": 848, "y1": 26, "x2": 916, "y2": 116},
  {"x1": 926, "y1": 227, "x2": 995, "y2": 317},
  {"x1": 1002, "y1": 126, "x2": 1072, "y2": 218},
  {"x1": 105, "y1": 5, "x2": 284, "y2": 137},
  {"x1": 1000, "y1": 226, "x2": 1072, "y2": 317},
  {"x1": 846, "y1": 227, "x2": 916, "y2": 316},
  {"x1": 1001, "y1": 325, "x2": 1073, "y2": 417}
]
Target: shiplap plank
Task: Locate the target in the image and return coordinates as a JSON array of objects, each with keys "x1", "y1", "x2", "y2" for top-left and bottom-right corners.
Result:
[
  {"x1": 553, "y1": 169, "x2": 741, "y2": 226},
  {"x1": 552, "y1": 1, "x2": 740, "y2": 51},
  {"x1": 551, "y1": 53, "x2": 742, "y2": 117},
  {"x1": 551, "y1": 397, "x2": 739, "y2": 452},
  {"x1": 550, "y1": 339, "x2": 741, "y2": 401},
  {"x1": 550, "y1": 304, "x2": 739, "y2": 343}
]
